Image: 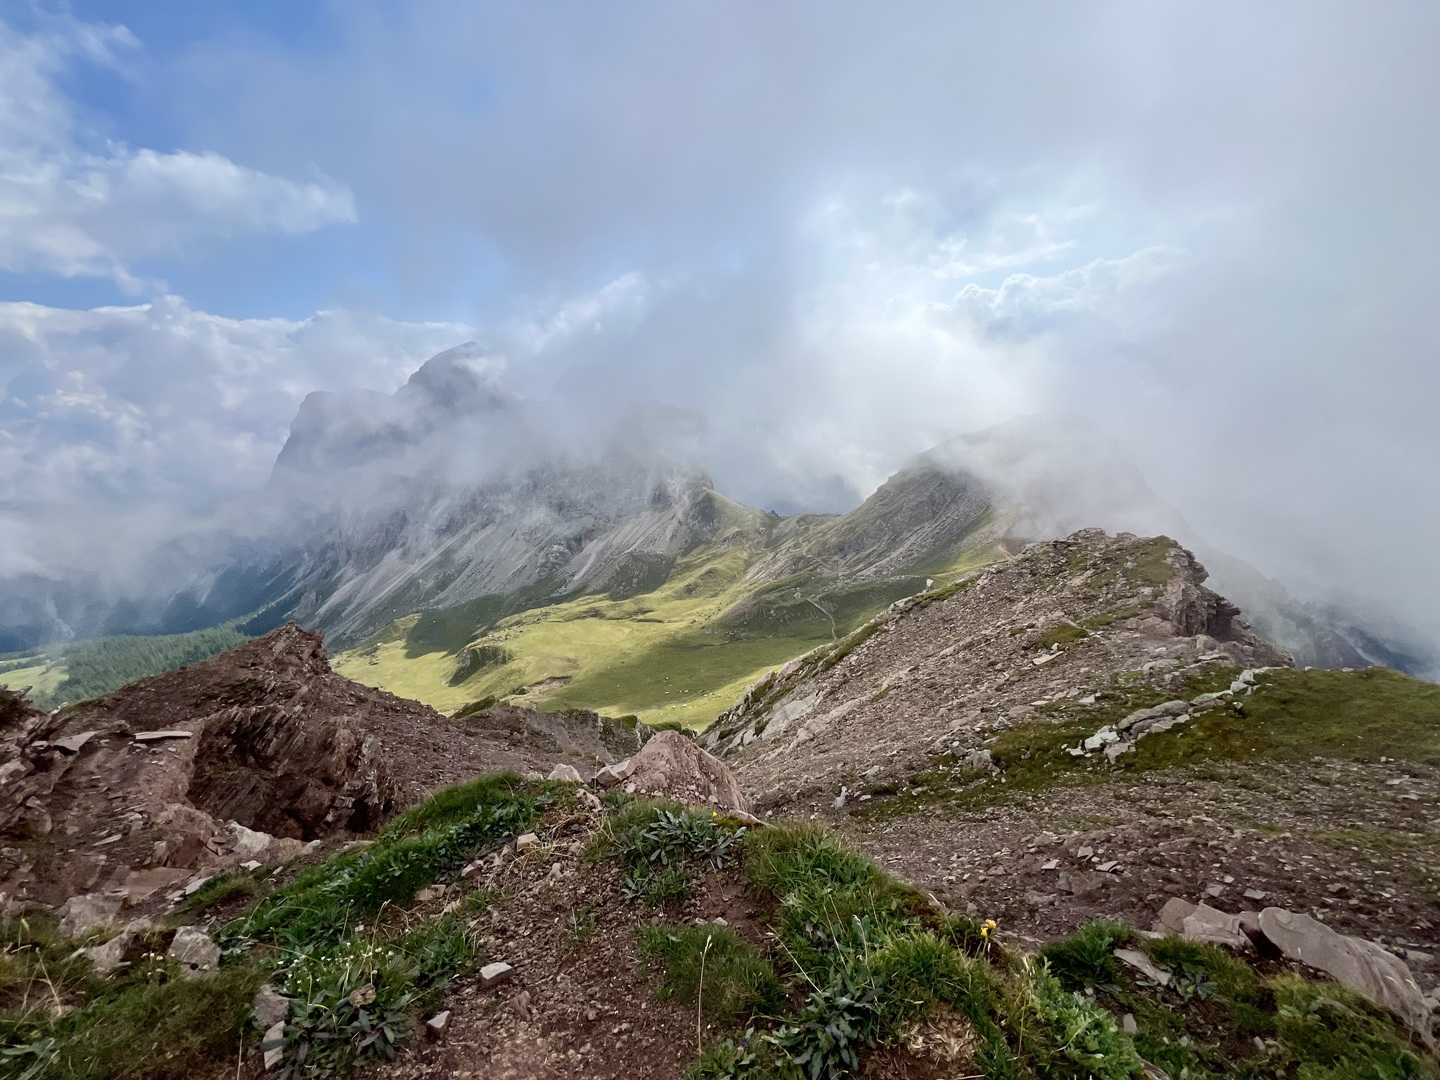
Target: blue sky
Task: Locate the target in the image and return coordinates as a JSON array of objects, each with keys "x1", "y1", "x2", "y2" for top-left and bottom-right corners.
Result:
[{"x1": 2, "y1": 1, "x2": 1439, "y2": 641}]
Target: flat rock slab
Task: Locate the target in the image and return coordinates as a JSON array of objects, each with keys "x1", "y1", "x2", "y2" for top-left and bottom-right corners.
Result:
[
  {"x1": 1256, "y1": 907, "x2": 1432, "y2": 1038},
  {"x1": 133, "y1": 730, "x2": 194, "y2": 742},
  {"x1": 1115, "y1": 948, "x2": 1172, "y2": 987},
  {"x1": 52, "y1": 731, "x2": 99, "y2": 754},
  {"x1": 480, "y1": 961, "x2": 514, "y2": 986},
  {"x1": 1156, "y1": 897, "x2": 1252, "y2": 950}
]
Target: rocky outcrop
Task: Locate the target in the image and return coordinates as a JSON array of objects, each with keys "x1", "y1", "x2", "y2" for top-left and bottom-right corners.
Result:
[
  {"x1": 0, "y1": 625, "x2": 638, "y2": 915},
  {"x1": 704, "y1": 530, "x2": 1287, "y2": 807},
  {"x1": 598, "y1": 731, "x2": 750, "y2": 815},
  {"x1": 1157, "y1": 898, "x2": 1433, "y2": 1043}
]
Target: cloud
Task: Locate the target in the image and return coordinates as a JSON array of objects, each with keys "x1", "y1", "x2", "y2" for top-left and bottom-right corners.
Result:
[
  {"x1": 0, "y1": 12, "x2": 354, "y2": 290},
  {"x1": 5, "y1": 2, "x2": 1440, "y2": 654},
  {"x1": 0, "y1": 295, "x2": 473, "y2": 576}
]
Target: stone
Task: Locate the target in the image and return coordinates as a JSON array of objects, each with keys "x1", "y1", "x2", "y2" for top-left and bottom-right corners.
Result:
[
  {"x1": 167, "y1": 926, "x2": 220, "y2": 975},
  {"x1": 546, "y1": 764, "x2": 583, "y2": 783},
  {"x1": 592, "y1": 759, "x2": 633, "y2": 788},
  {"x1": 1256, "y1": 908, "x2": 1432, "y2": 1038},
  {"x1": 1158, "y1": 899, "x2": 1253, "y2": 950},
  {"x1": 58, "y1": 892, "x2": 122, "y2": 937},
  {"x1": 1040, "y1": 858, "x2": 1060, "y2": 871},
  {"x1": 480, "y1": 961, "x2": 514, "y2": 986},
  {"x1": 120, "y1": 867, "x2": 190, "y2": 905},
  {"x1": 1243, "y1": 888, "x2": 1268, "y2": 901},
  {"x1": 1082, "y1": 728, "x2": 1120, "y2": 752},
  {"x1": 262, "y1": 1020, "x2": 286, "y2": 1070},
  {"x1": 415, "y1": 885, "x2": 446, "y2": 903},
  {"x1": 1031, "y1": 651, "x2": 1060, "y2": 666},
  {"x1": 614, "y1": 731, "x2": 751, "y2": 814},
  {"x1": 133, "y1": 730, "x2": 193, "y2": 742},
  {"x1": 1116, "y1": 700, "x2": 1189, "y2": 732},
  {"x1": 229, "y1": 821, "x2": 275, "y2": 857},
  {"x1": 515, "y1": 833, "x2": 540, "y2": 852},
  {"x1": 1115, "y1": 948, "x2": 1172, "y2": 987},
  {"x1": 577, "y1": 788, "x2": 603, "y2": 811},
  {"x1": 82, "y1": 917, "x2": 152, "y2": 976},
  {"x1": 253, "y1": 984, "x2": 289, "y2": 1029},
  {"x1": 1122, "y1": 1012, "x2": 1139, "y2": 1035},
  {"x1": 52, "y1": 731, "x2": 98, "y2": 754},
  {"x1": 425, "y1": 1010, "x2": 451, "y2": 1039}
]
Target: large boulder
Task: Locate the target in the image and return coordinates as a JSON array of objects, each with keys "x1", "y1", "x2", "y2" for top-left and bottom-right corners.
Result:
[
  {"x1": 1255, "y1": 907, "x2": 1432, "y2": 1041},
  {"x1": 607, "y1": 731, "x2": 750, "y2": 815}
]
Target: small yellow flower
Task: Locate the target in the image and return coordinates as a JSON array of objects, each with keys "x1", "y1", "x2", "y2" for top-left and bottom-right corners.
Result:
[{"x1": 980, "y1": 918, "x2": 998, "y2": 940}]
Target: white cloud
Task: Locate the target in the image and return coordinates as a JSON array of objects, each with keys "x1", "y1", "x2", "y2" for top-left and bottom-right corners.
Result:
[
  {"x1": 0, "y1": 12, "x2": 355, "y2": 290},
  {"x1": 0, "y1": 295, "x2": 474, "y2": 571}
]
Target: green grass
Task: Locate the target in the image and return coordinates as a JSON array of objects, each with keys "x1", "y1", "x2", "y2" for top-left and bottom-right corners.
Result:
[
  {"x1": 173, "y1": 871, "x2": 262, "y2": 916},
  {"x1": 2, "y1": 914, "x2": 264, "y2": 1080},
  {"x1": 638, "y1": 924, "x2": 781, "y2": 1022},
  {"x1": 222, "y1": 774, "x2": 548, "y2": 954},
  {"x1": 1038, "y1": 919, "x2": 1133, "y2": 990},
  {"x1": 0, "y1": 775, "x2": 552, "y2": 1080},
  {"x1": 1034, "y1": 621, "x2": 1089, "y2": 650},
  {"x1": 335, "y1": 535, "x2": 998, "y2": 730},
  {"x1": 861, "y1": 666, "x2": 1440, "y2": 818},
  {"x1": 598, "y1": 808, "x2": 1435, "y2": 1079}
]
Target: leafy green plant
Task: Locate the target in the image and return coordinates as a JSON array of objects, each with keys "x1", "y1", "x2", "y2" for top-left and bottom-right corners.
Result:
[
  {"x1": 1010, "y1": 960, "x2": 1142, "y2": 1080},
  {"x1": 767, "y1": 961, "x2": 880, "y2": 1080},
  {"x1": 620, "y1": 865, "x2": 692, "y2": 907},
  {"x1": 618, "y1": 807, "x2": 745, "y2": 871}
]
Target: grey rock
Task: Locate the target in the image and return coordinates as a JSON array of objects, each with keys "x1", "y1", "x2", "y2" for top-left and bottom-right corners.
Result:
[
  {"x1": 58, "y1": 893, "x2": 122, "y2": 938},
  {"x1": 546, "y1": 764, "x2": 583, "y2": 783},
  {"x1": 81, "y1": 917, "x2": 152, "y2": 976},
  {"x1": 1116, "y1": 700, "x2": 1188, "y2": 733},
  {"x1": 1256, "y1": 908, "x2": 1432, "y2": 1039},
  {"x1": 133, "y1": 730, "x2": 193, "y2": 742},
  {"x1": 514, "y1": 833, "x2": 540, "y2": 852},
  {"x1": 425, "y1": 1010, "x2": 451, "y2": 1039},
  {"x1": 262, "y1": 1020, "x2": 287, "y2": 1070},
  {"x1": 253, "y1": 984, "x2": 289, "y2": 1029},
  {"x1": 1122, "y1": 1012, "x2": 1139, "y2": 1035},
  {"x1": 52, "y1": 731, "x2": 98, "y2": 754},
  {"x1": 480, "y1": 961, "x2": 514, "y2": 986},
  {"x1": 1115, "y1": 948, "x2": 1172, "y2": 987},
  {"x1": 168, "y1": 925, "x2": 220, "y2": 975},
  {"x1": 592, "y1": 759, "x2": 633, "y2": 788},
  {"x1": 1156, "y1": 898, "x2": 1252, "y2": 950}
]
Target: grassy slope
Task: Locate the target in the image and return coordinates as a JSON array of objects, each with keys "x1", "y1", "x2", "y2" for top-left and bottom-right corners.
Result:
[
  {"x1": 0, "y1": 655, "x2": 66, "y2": 700},
  {"x1": 337, "y1": 537, "x2": 1010, "y2": 728},
  {"x1": 861, "y1": 665, "x2": 1440, "y2": 819},
  {"x1": 336, "y1": 544, "x2": 833, "y2": 725}
]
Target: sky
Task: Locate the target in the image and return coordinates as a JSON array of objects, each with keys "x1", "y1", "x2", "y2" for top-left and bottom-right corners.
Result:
[{"x1": 1, "y1": 1, "x2": 1438, "y2": 641}]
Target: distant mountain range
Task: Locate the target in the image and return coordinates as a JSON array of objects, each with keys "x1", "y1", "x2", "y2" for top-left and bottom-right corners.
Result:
[{"x1": 3, "y1": 343, "x2": 1434, "y2": 719}]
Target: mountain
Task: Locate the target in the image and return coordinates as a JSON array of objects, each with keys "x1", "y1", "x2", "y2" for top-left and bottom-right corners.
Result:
[
  {"x1": 4, "y1": 347, "x2": 1434, "y2": 723},
  {"x1": 4, "y1": 536, "x2": 1435, "y2": 1079}
]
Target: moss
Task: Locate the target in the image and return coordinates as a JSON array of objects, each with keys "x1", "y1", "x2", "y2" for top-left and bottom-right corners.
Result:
[{"x1": 1034, "y1": 621, "x2": 1089, "y2": 650}]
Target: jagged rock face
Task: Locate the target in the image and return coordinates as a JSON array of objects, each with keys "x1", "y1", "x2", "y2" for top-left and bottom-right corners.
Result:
[
  {"x1": 0, "y1": 625, "x2": 638, "y2": 913},
  {"x1": 705, "y1": 530, "x2": 1288, "y2": 808}
]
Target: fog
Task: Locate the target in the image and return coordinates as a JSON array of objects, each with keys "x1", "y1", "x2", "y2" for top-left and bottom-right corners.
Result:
[{"x1": 2, "y1": 2, "x2": 1438, "y2": 653}]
